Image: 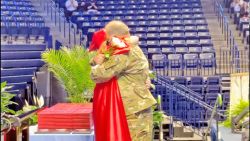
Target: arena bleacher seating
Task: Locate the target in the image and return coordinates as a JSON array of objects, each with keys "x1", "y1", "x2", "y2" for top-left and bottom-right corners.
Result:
[
  {"x1": 57, "y1": 0, "x2": 230, "y2": 125},
  {"x1": 62, "y1": 0, "x2": 217, "y2": 76},
  {"x1": 0, "y1": 0, "x2": 235, "y2": 137},
  {"x1": 152, "y1": 75, "x2": 228, "y2": 124},
  {"x1": 1, "y1": 0, "x2": 51, "y2": 108}
]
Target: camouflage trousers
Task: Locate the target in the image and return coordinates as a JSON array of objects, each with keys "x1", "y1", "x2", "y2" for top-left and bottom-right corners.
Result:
[{"x1": 126, "y1": 108, "x2": 153, "y2": 141}]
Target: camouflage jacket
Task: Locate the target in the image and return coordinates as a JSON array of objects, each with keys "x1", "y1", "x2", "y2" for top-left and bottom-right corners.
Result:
[{"x1": 91, "y1": 37, "x2": 157, "y2": 115}]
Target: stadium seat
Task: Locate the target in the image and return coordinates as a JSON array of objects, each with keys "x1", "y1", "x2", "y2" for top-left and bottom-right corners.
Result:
[
  {"x1": 138, "y1": 21, "x2": 149, "y2": 27},
  {"x1": 174, "y1": 76, "x2": 187, "y2": 86},
  {"x1": 126, "y1": 21, "x2": 137, "y2": 27},
  {"x1": 190, "y1": 76, "x2": 204, "y2": 85},
  {"x1": 1, "y1": 67, "x2": 37, "y2": 77},
  {"x1": 147, "y1": 40, "x2": 160, "y2": 48},
  {"x1": 141, "y1": 48, "x2": 148, "y2": 55},
  {"x1": 159, "y1": 15, "x2": 169, "y2": 20},
  {"x1": 147, "y1": 27, "x2": 159, "y2": 33},
  {"x1": 184, "y1": 53, "x2": 199, "y2": 68},
  {"x1": 176, "y1": 47, "x2": 189, "y2": 54},
  {"x1": 198, "y1": 32, "x2": 211, "y2": 39},
  {"x1": 196, "y1": 19, "x2": 207, "y2": 25},
  {"x1": 172, "y1": 20, "x2": 184, "y2": 26},
  {"x1": 182, "y1": 14, "x2": 194, "y2": 20},
  {"x1": 91, "y1": 16, "x2": 101, "y2": 22},
  {"x1": 206, "y1": 85, "x2": 221, "y2": 100},
  {"x1": 152, "y1": 54, "x2": 168, "y2": 69},
  {"x1": 136, "y1": 15, "x2": 147, "y2": 21},
  {"x1": 124, "y1": 16, "x2": 135, "y2": 21},
  {"x1": 1, "y1": 59, "x2": 44, "y2": 68},
  {"x1": 172, "y1": 32, "x2": 185, "y2": 40},
  {"x1": 194, "y1": 14, "x2": 205, "y2": 20},
  {"x1": 197, "y1": 25, "x2": 209, "y2": 32},
  {"x1": 138, "y1": 40, "x2": 147, "y2": 48},
  {"x1": 185, "y1": 32, "x2": 199, "y2": 39},
  {"x1": 1, "y1": 44, "x2": 47, "y2": 51},
  {"x1": 199, "y1": 53, "x2": 216, "y2": 75},
  {"x1": 148, "y1": 15, "x2": 158, "y2": 20},
  {"x1": 172, "y1": 26, "x2": 185, "y2": 32},
  {"x1": 206, "y1": 76, "x2": 221, "y2": 85},
  {"x1": 159, "y1": 33, "x2": 172, "y2": 40},
  {"x1": 200, "y1": 39, "x2": 213, "y2": 46},
  {"x1": 160, "y1": 26, "x2": 172, "y2": 32},
  {"x1": 160, "y1": 40, "x2": 173, "y2": 48},
  {"x1": 162, "y1": 48, "x2": 175, "y2": 55},
  {"x1": 189, "y1": 85, "x2": 204, "y2": 96},
  {"x1": 1, "y1": 75, "x2": 33, "y2": 83},
  {"x1": 186, "y1": 39, "x2": 200, "y2": 46},
  {"x1": 1, "y1": 51, "x2": 42, "y2": 60},
  {"x1": 147, "y1": 33, "x2": 159, "y2": 40},
  {"x1": 184, "y1": 25, "x2": 197, "y2": 32},
  {"x1": 135, "y1": 27, "x2": 147, "y2": 33},
  {"x1": 173, "y1": 40, "x2": 186, "y2": 47},
  {"x1": 168, "y1": 54, "x2": 183, "y2": 75},
  {"x1": 189, "y1": 47, "x2": 202, "y2": 54},
  {"x1": 148, "y1": 48, "x2": 162, "y2": 56},
  {"x1": 202, "y1": 46, "x2": 215, "y2": 53}
]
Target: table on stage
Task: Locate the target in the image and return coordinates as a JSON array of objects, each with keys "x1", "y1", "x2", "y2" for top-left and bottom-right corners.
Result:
[{"x1": 29, "y1": 125, "x2": 95, "y2": 141}]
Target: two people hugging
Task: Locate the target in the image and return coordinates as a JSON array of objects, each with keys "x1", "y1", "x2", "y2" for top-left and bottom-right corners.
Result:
[{"x1": 89, "y1": 20, "x2": 157, "y2": 141}]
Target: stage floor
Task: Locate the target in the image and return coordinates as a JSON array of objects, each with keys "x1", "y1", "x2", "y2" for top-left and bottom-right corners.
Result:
[
  {"x1": 29, "y1": 125, "x2": 94, "y2": 141},
  {"x1": 219, "y1": 126, "x2": 242, "y2": 141}
]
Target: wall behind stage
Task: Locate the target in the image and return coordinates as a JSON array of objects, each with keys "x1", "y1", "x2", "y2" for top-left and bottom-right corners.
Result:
[{"x1": 230, "y1": 73, "x2": 249, "y2": 113}]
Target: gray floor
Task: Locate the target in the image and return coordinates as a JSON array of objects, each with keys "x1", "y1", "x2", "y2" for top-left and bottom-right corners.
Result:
[{"x1": 219, "y1": 126, "x2": 242, "y2": 141}]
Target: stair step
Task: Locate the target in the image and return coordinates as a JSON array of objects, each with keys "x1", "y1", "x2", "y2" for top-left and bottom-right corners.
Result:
[
  {"x1": 171, "y1": 134, "x2": 210, "y2": 141},
  {"x1": 154, "y1": 129, "x2": 169, "y2": 132}
]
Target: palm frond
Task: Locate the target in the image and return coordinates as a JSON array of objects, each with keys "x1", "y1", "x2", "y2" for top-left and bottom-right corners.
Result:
[
  {"x1": 1, "y1": 82, "x2": 18, "y2": 114},
  {"x1": 41, "y1": 46, "x2": 95, "y2": 103},
  {"x1": 221, "y1": 100, "x2": 249, "y2": 128}
]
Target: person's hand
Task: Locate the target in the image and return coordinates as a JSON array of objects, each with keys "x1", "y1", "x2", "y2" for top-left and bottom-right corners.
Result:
[
  {"x1": 93, "y1": 54, "x2": 105, "y2": 65},
  {"x1": 146, "y1": 77, "x2": 151, "y2": 89}
]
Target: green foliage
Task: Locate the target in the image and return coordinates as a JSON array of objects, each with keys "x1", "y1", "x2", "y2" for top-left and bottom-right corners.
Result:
[
  {"x1": 153, "y1": 95, "x2": 165, "y2": 127},
  {"x1": 153, "y1": 111, "x2": 165, "y2": 127},
  {"x1": 222, "y1": 100, "x2": 249, "y2": 128},
  {"x1": 1, "y1": 82, "x2": 18, "y2": 114},
  {"x1": 149, "y1": 71, "x2": 156, "y2": 79},
  {"x1": 217, "y1": 94, "x2": 223, "y2": 107},
  {"x1": 16, "y1": 105, "x2": 38, "y2": 125},
  {"x1": 42, "y1": 46, "x2": 96, "y2": 103}
]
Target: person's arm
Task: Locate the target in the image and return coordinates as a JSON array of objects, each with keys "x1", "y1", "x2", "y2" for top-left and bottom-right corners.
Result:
[
  {"x1": 65, "y1": 1, "x2": 70, "y2": 8},
  {"x1": 91, "y1": 3, "x2": 98, "y2": 9},
  {"x1": 91, "y1": 54, "x2": 128, "y2": 83},
  {"x1": 73, "y1": 1, "x2": 78, "y2": 8}
]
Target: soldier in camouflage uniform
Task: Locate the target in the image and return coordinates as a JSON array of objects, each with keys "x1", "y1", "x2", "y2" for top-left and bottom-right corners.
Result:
[{"x1": 91, "y1": 21, "x2": 157, "y2": 141}]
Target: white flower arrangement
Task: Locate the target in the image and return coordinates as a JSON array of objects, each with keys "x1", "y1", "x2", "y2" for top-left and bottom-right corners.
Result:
[{"x1": 111, "y1": 37, "x2": 127, "y2": 48}]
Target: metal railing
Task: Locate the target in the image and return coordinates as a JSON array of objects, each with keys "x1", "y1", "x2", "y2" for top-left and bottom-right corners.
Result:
[
  {"x1": 38, "y1": 0, "x2": 82, "y2": 47},
  {"x1": 150, "y1": 59, "x2": 217, "y2": 77},
  {"x1": 153, "y1": 75, "x2": 226, "y2": 140},
  {"x1": 213, "y1": 0, "x2": 249, "y2": 74},
  {"x1": 218, "y1": 49, "x2": 249, "y2": 74}
]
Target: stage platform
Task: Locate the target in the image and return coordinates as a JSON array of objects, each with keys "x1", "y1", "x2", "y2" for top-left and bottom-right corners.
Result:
[{"x1": 29, "y1": 125, "x2": 94, "y2": 141}]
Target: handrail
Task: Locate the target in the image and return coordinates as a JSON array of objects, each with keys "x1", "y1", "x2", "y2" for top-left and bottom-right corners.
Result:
[
  {"x1": 156, "y1": 75, "x2": 225, "y2": 117},
  {"x1": 157, "y1": 76, "x2": 203, "y2": 100},
  {"x1": 154, "y1": 75, "x2": 226, "y2": 140},
  {"x1": 38, "y1": 0, "x2": 81, "y2": 47},
  {"x1": 204, "y1": 94, "x2": 222, "y2": 141},
  {"x1": 213, "y1": 0, "x2": 241, "y2": 73}
]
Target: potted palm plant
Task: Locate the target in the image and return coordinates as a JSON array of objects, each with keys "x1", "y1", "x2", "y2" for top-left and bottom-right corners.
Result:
[
  {"x1": 222, "y1": 100, "x2": 249, "y2": 128},
  {"x1": 41, "y1": 45, "x2": 96, "y2": 103},
  {"x1": 1, "y1": 81, "x2": 44, "y2": 135},
  {"x1": 1, "y1": 82, "x2": 18, "y2": 134}
]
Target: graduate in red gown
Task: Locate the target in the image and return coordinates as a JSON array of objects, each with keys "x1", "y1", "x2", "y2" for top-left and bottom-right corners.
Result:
[{"x1": 89, "y1": 28, "x2": 132, "y2": 141}]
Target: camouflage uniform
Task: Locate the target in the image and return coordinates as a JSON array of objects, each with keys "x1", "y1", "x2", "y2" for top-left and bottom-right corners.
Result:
[{"x1": 91, "y1": 39, "x2": 157, "y2": 141}]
